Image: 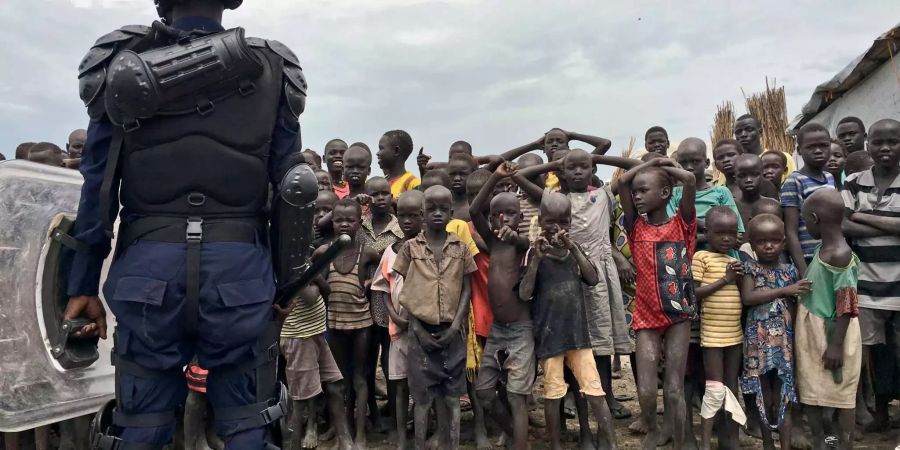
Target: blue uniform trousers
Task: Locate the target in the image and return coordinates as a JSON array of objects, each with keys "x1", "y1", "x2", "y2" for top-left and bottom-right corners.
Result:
[{"x1": 103, "y1": 239, "x2": 277, "y2": 450}]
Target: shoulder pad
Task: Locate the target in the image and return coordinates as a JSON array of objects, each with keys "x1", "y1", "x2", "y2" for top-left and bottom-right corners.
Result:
[
  {"x1": 78, "y1": 25, "x2": 149, "y2": 111},
  {"x1": 285, "y1": 81, "x2": 306, "y2": 117},
  {"x1": 265, "y1": 39, "x2": 301, "y2": 67},
  {"x1": 246, "y1": 37, "x2": 267, "y2": 48},
  {"x1": 284, "y1": 64, "x2": 307, "y2": 96}
]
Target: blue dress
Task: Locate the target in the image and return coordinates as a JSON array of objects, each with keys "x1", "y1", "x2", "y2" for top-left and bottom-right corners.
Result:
[{"x1": 740, "y1": 261, "x2": 799, "y2": 430}]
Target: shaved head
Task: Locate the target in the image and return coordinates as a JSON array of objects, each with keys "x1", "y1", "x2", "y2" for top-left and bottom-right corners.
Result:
[
  {"x1": 676, "y1": 137, "x2": 706, "y2": 156},
  {"x1": 803, "y1": 188, "x2": 844, "y2": 223},
  {"x1": 397, "y1": 189, "x2": 424, "y2": 210},
  {"x1": 540, "y1": 191, "x2": 571, "y2": 219},
  {"x1": 424, "y1": 185, "x2": 452, "y2": 203}
]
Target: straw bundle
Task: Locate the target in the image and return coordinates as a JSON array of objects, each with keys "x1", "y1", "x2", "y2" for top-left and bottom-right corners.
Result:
[
  {"x1": 743, "y1": 78, "x2": 796, "y2": 154},
  {"x1": 611, "y1": 137, "x2": 635, "y2": 183},
  {"x1": 710, "y1": 101, "x2": 735, "y2": 181}
]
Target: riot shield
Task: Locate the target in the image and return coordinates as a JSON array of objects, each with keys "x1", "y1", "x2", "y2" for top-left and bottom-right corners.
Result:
[{"x1": 0, "y1": 160, "x2": 117, "y2": 432}]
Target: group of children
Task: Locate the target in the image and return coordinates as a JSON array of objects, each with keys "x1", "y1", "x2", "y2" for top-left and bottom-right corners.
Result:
[{"x1": 277, "y1": 116, "x2": 900, "y2": 450}]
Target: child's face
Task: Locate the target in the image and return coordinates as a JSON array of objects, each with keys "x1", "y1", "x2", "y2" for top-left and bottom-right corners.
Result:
[
  {"x1": 447, "y1": 160, "x2": 473, "y2": 195},
  {"x1": 314, "y1": 195, "x2": 336, "y2": 230},
  {"x1": 749, "y1": 221, "x2": 785, "y2": 264},
  {"x1": 866, "y1": 124, "x2": 900, "y2": 170},
  {"x1": 713, "y1": 144, "x2": 741, "y2": 176},
  {"x1": 332, "y1": 205, "x2": 362, "y2": 237},
  {"x1": 630, "y1": 171, "x2": 670, "y2": 215},
  {"x1": 303, "y1": 152, "x2": 321, "y2": 170},
  {"x1": 560, "y1": 151, "x2": 593, "y2": 192},
  {"x1": 539, "y1": 211, "x2": 570, "y2": 244},
  {"x1": 396, "y1": 202, "x2": 424, "y2": 239},
  {"x1": 706, "y1": 214, "x2": 739, "y2": 254},
  {"x1": 825, "y1": 143, "x2": 846, "y2": 175},
  {"x1": 423, "y1": 193, "x2": 452, "y2": 231},
  {"x1": 836, "y1": 122, "x2": 866, "y2": 153},
  {"x1": 734, "y1": 157, "x2": 763, "y2": 196},
  {"x1": 798, "y1": 131, "x2": 831, "y2": 170},
  {"x1": 366, "y1": 179, "x2": 393, "y2": 215},
  {"x1": 490, "y1": 194, "x2": 522, "y2": 232},
  {"x1": 316, "y1": 171, "x2": 333, "y2": 191},
  {"x1": 325, "y1": 142, "x2": 348, "y2": 173},
  {"x1": 376, "y1": 135, "x2": 399, "y2": 172},
  {"x1": 343, "y1": 149, "x2": 371, "y2": 186},
  {"x1": 645, "y1": 131, "x2": 669, "y2": 155},
  {"x1": 734, "y1": 118, "x2": 761, "y2": 150},
  {"x1": 543, "y1": 130, "x2": 569, "y2": 159},
  {"x1": 760, "y1": 153, "x2": 786, "y2": 185},
  {"x1": 675, "y1": 147, "x2": 708, "y2": 186}
]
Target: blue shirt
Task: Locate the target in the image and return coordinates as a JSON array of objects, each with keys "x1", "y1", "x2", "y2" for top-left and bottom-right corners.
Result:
[
  {"x1": 67, "y1": 17, "x2": 301, "y2": 296},
  {"x1": 780, "y1": 170, "x2": 835, "y2": 260}
]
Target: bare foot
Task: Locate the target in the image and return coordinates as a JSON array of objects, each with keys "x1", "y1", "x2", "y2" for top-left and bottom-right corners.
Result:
[
  {"x1": 319, "y1": 426, "x2": 336, "y2": 442},
  {"x1": 641, "y1": 431, "x2": 659, "y2": 450},
  {"x1": 579, "y1": 436, "x2": 597, "y2": 450},
  {"x1": 475, "y1": 429, "x2": 492, "y2": 450},
  {"x1": 855, "y1": 405, "x2": 874, "y2": 426},
  {"x1": 629, "y1": 417, "x2": 649, "y2": 435},
  {"x1": 657, "y1": 422, "x2": 673, "y2": 446},
  {"x1": 354, "y1": 435, "x2": 368, "y2": 450},
  {"x1": 425, "y1": 434, "x2": 439, "y2": 450},
  {"x1": 333, "y1": 436, "x2": 354, "y2": 450},
  {"x1": 301, "y1": 425, "x2": 318, "y2": 449}
]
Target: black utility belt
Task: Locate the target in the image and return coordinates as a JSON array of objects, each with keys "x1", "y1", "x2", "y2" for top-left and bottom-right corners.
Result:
[{"x1": 119, "y1": 216, "x2": 265, "y2": 249}]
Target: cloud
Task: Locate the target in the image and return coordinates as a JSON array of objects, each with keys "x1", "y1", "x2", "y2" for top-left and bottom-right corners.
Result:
[{"x1": 1, "y1": 0, "x2": 897, "y2": 181}]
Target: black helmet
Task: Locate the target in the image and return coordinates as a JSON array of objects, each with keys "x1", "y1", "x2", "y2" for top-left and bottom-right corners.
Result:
[{"x1": 155, "y1": 0, "x2": 243, "y2": 18}]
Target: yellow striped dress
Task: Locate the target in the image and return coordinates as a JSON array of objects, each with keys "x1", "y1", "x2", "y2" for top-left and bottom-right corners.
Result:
[{"x1": 692, "y1": 251, "x2": 743, "y2": 347}]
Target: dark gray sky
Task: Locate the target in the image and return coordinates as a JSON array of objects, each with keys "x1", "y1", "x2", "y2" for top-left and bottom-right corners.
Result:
[{"x1": 1, "y1": 0, "x2": 897, "y2": 178}]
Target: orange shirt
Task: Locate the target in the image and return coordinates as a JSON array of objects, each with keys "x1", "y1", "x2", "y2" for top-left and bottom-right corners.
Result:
[{"x1": 468, "y1": 223, "x2": 493, "y2": 338}]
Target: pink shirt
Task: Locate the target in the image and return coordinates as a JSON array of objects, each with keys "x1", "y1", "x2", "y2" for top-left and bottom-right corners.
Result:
[{"x1": 371, "y1": 245, "x2": 406, "y2": 340}]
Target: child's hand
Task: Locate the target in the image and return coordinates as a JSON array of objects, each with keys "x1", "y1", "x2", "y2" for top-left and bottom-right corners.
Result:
[
  {"x1": 723, "y1": 261, "x2": 744, "y2": 283},
  {"x1": 784, "y1": 279, "x2": 813, "y2": 297},
  {"x1": 495, "y1": 161, "x2": 518, "y2": 178},
  {"x1": 412, "y1": 320, "x2": 440, "y2": 352},
  {"x1": 616, "y1": 258, "x2": 636, "y2": 285},
  {"x1": 532, "y1": 237, "x2": 548, "y2": 258},
  {"x1": 823, "y1": 343, "x2": 844, "y2": 371},
  {"x1": 434, "y1": 326, "x2": 460, "y2": 348},
  {"x1": 496, "y1": 225, "x2": 517, "y2": 243},
  {"x1": 355, "y1": 194, "x2": 371, "y2": 205},
  {"x1": 558, "y1": 230, "x2": 575, "y2": 250},
  {"x1": 272, "y1": 300, "x2": 295, "y2": 322},
  {"x1": 416, "y1": 147, "x2": 431, "y2": 168}
]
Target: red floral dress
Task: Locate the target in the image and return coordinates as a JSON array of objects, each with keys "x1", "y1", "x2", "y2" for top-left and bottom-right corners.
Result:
[{"x1": 627, "y1": 209, "x2": 698, "y2": 331}]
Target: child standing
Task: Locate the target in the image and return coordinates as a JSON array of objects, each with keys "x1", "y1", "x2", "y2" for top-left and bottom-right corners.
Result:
[
  {"x1": 826, "y1": 141, "x2": 847, "y2": 190},
  {"x1": 370, "y1": 190, "x2": 425, "y2": 450},
  {"x1": 470, "y1": 164, "x2": 533, "y2": 450},
  {"x1": 513, "y1": 153, "x2": 545, "y2": 239},
  {"x1": 515, "y1": 149, "x2": 637, "y2": 420},
  {"x1": 519, "y1": 192, "x2": 618, "y2": 450},
  {"x1": 280, "y1": 278, "x2": 354, "y2": 450},
  {"x1": 781, "y1": 123, "x2": 836, "y2": 275},
  {"x1": 761, "y1": 150, "x2": 789, "y2": 187},
  {"x1": 318, "y1": 198, "x2": 381, "y2": 449},
  {"x1": 618, "y1": 157, "x2": 698, "y2": 450},
  {"x1": 740, "y1": 213, "x2": 809, "y2": 450},
  {"x1": 325, "y1": 138, "x2": 350, "y2": 198},
  {"x1": 447, "y1": 154, "x2": 477, "y2": 222},
  {"x1": 377, "y1": 130, "x2": 421, "y2": 198},
  {"x1": 797, "y1": 188, "x2": 862, "y2": 449},
  {"x1": 358, "y1": 176, "x2": 405, "y2": 433},
  {"x1": 393, "y1": 186, "x2": 477, "y2": 450},
  {"x1": 342, "y1": 145, "x2": 372, "y2": 199},
  {"x1": 691, "y1": 206, "x2": 747, "y2": 450}
]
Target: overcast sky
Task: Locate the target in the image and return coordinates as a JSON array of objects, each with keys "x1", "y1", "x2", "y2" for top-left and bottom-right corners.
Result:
[{"x1": 1, "y1": 0, "x2": 897, "y2": 177}]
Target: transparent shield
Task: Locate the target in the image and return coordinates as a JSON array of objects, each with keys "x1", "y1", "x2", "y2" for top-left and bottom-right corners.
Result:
[{"x1": 0, "y1": 160, "x2": 117, "y2": 432}]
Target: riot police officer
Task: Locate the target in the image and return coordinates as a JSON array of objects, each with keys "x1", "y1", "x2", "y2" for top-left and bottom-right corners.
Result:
[{"x1": 64, "y1": 1, "x2": 316, "y2": 449}]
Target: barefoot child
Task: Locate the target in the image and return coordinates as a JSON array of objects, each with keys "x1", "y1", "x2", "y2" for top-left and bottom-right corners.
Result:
[
  {"x1": 318, "y1": 198, "x2": 381, "y2": 449},
  {"x1": 516, "y1": 149, "x2": 638, "y2": 421},
  {"x1": 280, "y1": 278, "x2": 354, "y2": 450},
  {"x1": 761, "y1": 150, "x2": 789, "y2": 187},
  {"x1": 618, "y1": 158, "x2": 698, "y2": 450},
  {"x1": 691, "y1": 206, "x2": 747, "y2": 450},
  {"x1": 371, "y1": 190, "x2": 425, "y2": 450},
  {"x1": 470, "y1": 163, "x2": 533, "y2": 450},
  {"x1": 740, "y1": 214, "x2": 808, "y2": 450},
  {"x1": 359, "y1": 176, "x2": 405, "y2": 433},
  {"x1": 447, "y1": 154, "x2": 477, "y2": 222},
  {"x1": 781, "y1": 123, "x2": 836, "y2": 275},
  {"x1": 393, "y1": 186, "x2": 477, "y2": 450},
  {"x1": 840, "y1": 119, "x2": 900, "y2": 435},
  {"x1": 377, "y1": 130, "x2": 421, "y2": 198},
  {"x1": 519, "y1": 192, "x2": 618, "y2": 450},
  {"x1": 797, "y1": 188, "x2": 862, "y2": 449}
]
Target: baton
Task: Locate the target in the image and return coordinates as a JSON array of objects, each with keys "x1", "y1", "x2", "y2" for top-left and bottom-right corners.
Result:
[{"x1": 275, "y1": 234, "x2": 352, "y2": 306}]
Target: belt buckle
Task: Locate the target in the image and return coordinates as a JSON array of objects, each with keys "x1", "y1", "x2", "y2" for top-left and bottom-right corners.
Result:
[{"x1": 186, "y1": 218, "x2": 203, "y2": 243}]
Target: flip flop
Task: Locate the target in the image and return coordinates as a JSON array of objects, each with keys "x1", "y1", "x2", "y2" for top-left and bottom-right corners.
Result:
[{"x1": 611, "y1": 404, "x2": 632, "y2": 420}]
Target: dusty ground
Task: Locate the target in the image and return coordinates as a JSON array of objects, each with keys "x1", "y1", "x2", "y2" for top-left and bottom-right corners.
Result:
[{"x1": 353, "y1": 358, "x2": 900, "y2": 450}]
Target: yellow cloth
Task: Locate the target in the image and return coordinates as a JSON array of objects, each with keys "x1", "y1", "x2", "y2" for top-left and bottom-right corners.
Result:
[
  {"x1": 389, "y1": 171, "x2": 420, "y2": 198},
  {"x1": 795, "y1": 303, "x2": 861, "y2": 408},
  {"x1": 465, "y1": 306, "x2": 483, "y2": 382},
  {"x1": 714, "y1": 149, "x2": 796, "y2": 186},
  {"x1": 545, "y1": 172, "x2": 559, "y2": 190},
  {"x1": 447, "y1": 219, "x2": 479, "y2": 256},
  {"x1": 692, "y1": 251, "x2": 743, "y2": 347},
  {"x1": 541, "y1": 349, "x2": 605, "y2": 399}
]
